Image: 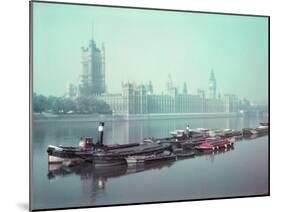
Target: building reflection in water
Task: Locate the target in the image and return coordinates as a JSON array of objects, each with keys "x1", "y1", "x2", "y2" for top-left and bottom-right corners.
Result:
[{"x1": 105, "y1": 117, "x2": 263, "y2": 145}]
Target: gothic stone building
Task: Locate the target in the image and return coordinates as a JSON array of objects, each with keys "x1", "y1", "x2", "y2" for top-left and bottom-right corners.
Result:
[{"x1": 77, "y1": 38, "x2": 238, "y2": 115}]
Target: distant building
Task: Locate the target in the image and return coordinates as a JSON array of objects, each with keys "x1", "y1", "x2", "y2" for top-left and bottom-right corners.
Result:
[
  {"x1": 166, "y1": 74, "x2": 178, "y2": 96},
  {"x1": 78, "y1": 35, "x2": 240, "y2": 115},
  {"x1": 97, "y1": 79, "x2": 229, "y2": 115},
  {"x1": 183, "y1": 82, "x2": 188, "y2": 95},
  {"x1": 208, "y1": 70, "x2": 217, "y2": 99},
  {"x1": 223, "y1": 94, "x2": 239, "y2": 112},
  {"x1": 79, "y1": 36, "x2": 106, "y2": 96},
  {"x1": 65, "y1": 83, "x2": 77, "y2": 99}
]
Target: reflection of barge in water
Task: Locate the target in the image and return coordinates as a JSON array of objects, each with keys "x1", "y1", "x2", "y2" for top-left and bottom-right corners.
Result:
[
  {"x1": 47, "y1": 159, "x2": 176, "y2": 182},
  {"x1": 195, "y1": 145, "x2": 235, "y2": 159}
]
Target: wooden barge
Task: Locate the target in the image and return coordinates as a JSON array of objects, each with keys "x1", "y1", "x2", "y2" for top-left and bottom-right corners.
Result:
[
  {"x1": 195, "y1": 137, "x2": 234, "y2": 152},
  {"x1": 126, "y1": 151, "x2": 176, "y2": 165},
  {"x1": 242, "y1": 122, "x2": 269, "y2": 137},
  {"x1": 91, "y1": 143, "x2": 172, "y2": 167},
  {"x1": 144, "y1": 129, "x2": 206, "y2": 150},
  {"x1": 47, "y1": 121, "x2": 267, "y2": 168},
  {"x1": 175, "y1": 150, "x2": 196, "y2": 158}
]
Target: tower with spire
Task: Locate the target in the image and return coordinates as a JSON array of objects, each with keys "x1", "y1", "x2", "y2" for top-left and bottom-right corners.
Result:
[
  {"x1": 79, "y1": 23, "x2": 106, "y2": 96},
  {"x1": 183, "y1": 82, "x2": 188, "y2": 95},
  {"x1": 208, "y1": 69, "x2": 216, "y2": 99},
  {"x1": 166, "y1": 74, "x2": 178, "y2": 96}
]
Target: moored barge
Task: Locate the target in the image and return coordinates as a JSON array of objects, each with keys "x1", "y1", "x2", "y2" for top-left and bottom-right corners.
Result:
[
  {"x1": 125, "y1": 151, "x2": 176, "y2": 165},
  {"x1": 144, "y1": 127, "x2": 206, "y2": 150},
  {"x1": 195, "y1": 137, "x2": 234, "y2": 152},
  {"x1": 47, "y1": 122, "x2": 171, "y2": 166},
  {"x1": 242, "y1": 123, "x2": 269, "y2": 137},
  {"x1": 91, "y1": 143, "x2": 172, "y2": 167}
]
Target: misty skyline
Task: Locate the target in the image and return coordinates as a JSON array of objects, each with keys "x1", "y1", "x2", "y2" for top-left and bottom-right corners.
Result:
[{"x1": 33, "y1": 2, "x2": 268, "y2": 104}]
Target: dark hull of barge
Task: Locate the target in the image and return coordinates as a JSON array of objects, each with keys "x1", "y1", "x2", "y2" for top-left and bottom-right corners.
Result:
[
  {"x1": 47, "y1": 148, "x2": 93, "y2": 164},
  {"x1": 195, "y1": 144, "x2": 235, "y2": 153},
  {"x1": 145, "y1": 136, "x2": 206, "y2": 150},
  {"x1": 242, "y1": 128, "x2": 268, "y2": 137},
  {"x1": 47, "y1": 143, "x2": 143, "y2": 164},
  {"x1": 175, "y1": 151, "x2": 196, "y2": 158},
  {"x1": 91, "y1": 143, "x2": 172, "y2": 167},
  {"x1": 195, "y1": 146, "x2": 235, "y2": 156}
]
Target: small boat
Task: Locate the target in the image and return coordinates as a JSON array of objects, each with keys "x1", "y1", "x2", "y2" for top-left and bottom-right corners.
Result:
[
  {"x1": 180, "y1": 131, "x2": 207, "y2": 149},
  {"x1": 256, "y1": 125, "x2": 269, "y2": 134},
  {"x1": 207, "y1": 128, "x2": 242, "y2": 140},
  {"x1": 208, "y1": 129, "x2": 224, "y2": 137},
  {"x1": 195, "y1": 128, "x2": 210, "y2": 133},
  {"x1": 221, "y1": 129, "x2": 243, "y2": 139},
  {"x1": 242, "y1": 128, "x2": 258, "y2": 136},
  {"x1": 195, "y1": 137, "x2": 234, "y2": 151},
  {"x1": 193, "y1": 128, "x2": 210, "y2": 137},
  {"x1": 243, "y1": 124, "x2": 268, "y2": 137},
  {"x1": 126, "y1": 151, "x2": 176, "y2": 165},
  {"x1": 169, "y1": 130, "x2": 187, "y2": 139},
  {"x1": 175, "y1": 151, "x2": 195, "y2": 158},
  {"x1": 170, "y1": 129, "x2": 206, "y2": 141}
]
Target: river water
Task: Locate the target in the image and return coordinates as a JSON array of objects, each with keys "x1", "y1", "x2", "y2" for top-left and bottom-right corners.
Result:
[{"x1": 31, "y1": 116, "x2": 269, "y2": 210}]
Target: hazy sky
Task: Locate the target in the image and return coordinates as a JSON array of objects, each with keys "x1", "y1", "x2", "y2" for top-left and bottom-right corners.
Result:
[{"x1": 33, "y1": 2, "x2": 268, "y2": 103}]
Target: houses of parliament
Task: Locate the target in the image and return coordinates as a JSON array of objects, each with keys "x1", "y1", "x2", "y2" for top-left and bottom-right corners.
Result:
[{"x1": 65, "y1": 36, "x2": 239, "y2": 115}]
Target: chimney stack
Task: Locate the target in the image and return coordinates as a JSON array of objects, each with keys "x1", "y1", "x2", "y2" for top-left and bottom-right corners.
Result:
[{"x1": 98, "y1": 122, "x2": 104, "y2": 145}]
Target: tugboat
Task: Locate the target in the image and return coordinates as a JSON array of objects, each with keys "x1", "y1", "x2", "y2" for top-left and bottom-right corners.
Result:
[
  {"x1": 47, "y1": 122, "x2": 139, "y2": 165},
  {"x1": 47, "y1": 137, "x2": 94, "y2": 164},
  {"x1": 47, "y1": 122, "x2": 171, "y2": 166},
  {"x1": 47, "y1": 136, "x2": 140, "y2": 164}
]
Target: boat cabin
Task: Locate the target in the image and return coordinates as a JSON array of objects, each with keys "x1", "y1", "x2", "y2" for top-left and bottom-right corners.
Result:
[
  {"x1": 170, "y1": 130, "x2": 188, "y2": 139},
  {"x1": 79, "y1": 137, "x2": 94, "y2": 150}
]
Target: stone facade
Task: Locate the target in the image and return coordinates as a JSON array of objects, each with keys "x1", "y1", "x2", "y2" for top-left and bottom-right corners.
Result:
[
  {"x1": 79, "y1": 39, "x2": 106, "y2": 96},
  {"x1": 77, "y1": 37, "x2": 239, "y2": 115},
  {"x1": 97, "y1": 81, "x2": 238, "y2": 115}
]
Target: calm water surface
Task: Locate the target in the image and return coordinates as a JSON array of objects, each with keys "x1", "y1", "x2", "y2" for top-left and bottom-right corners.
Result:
[{"x1": 31, "y1": 116, "x2": 268, "y2": 210}]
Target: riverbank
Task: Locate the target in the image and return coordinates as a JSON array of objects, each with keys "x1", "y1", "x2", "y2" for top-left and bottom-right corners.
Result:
[{"x1": 33, "y1": 112, "x2": 243, "y2": 122}]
